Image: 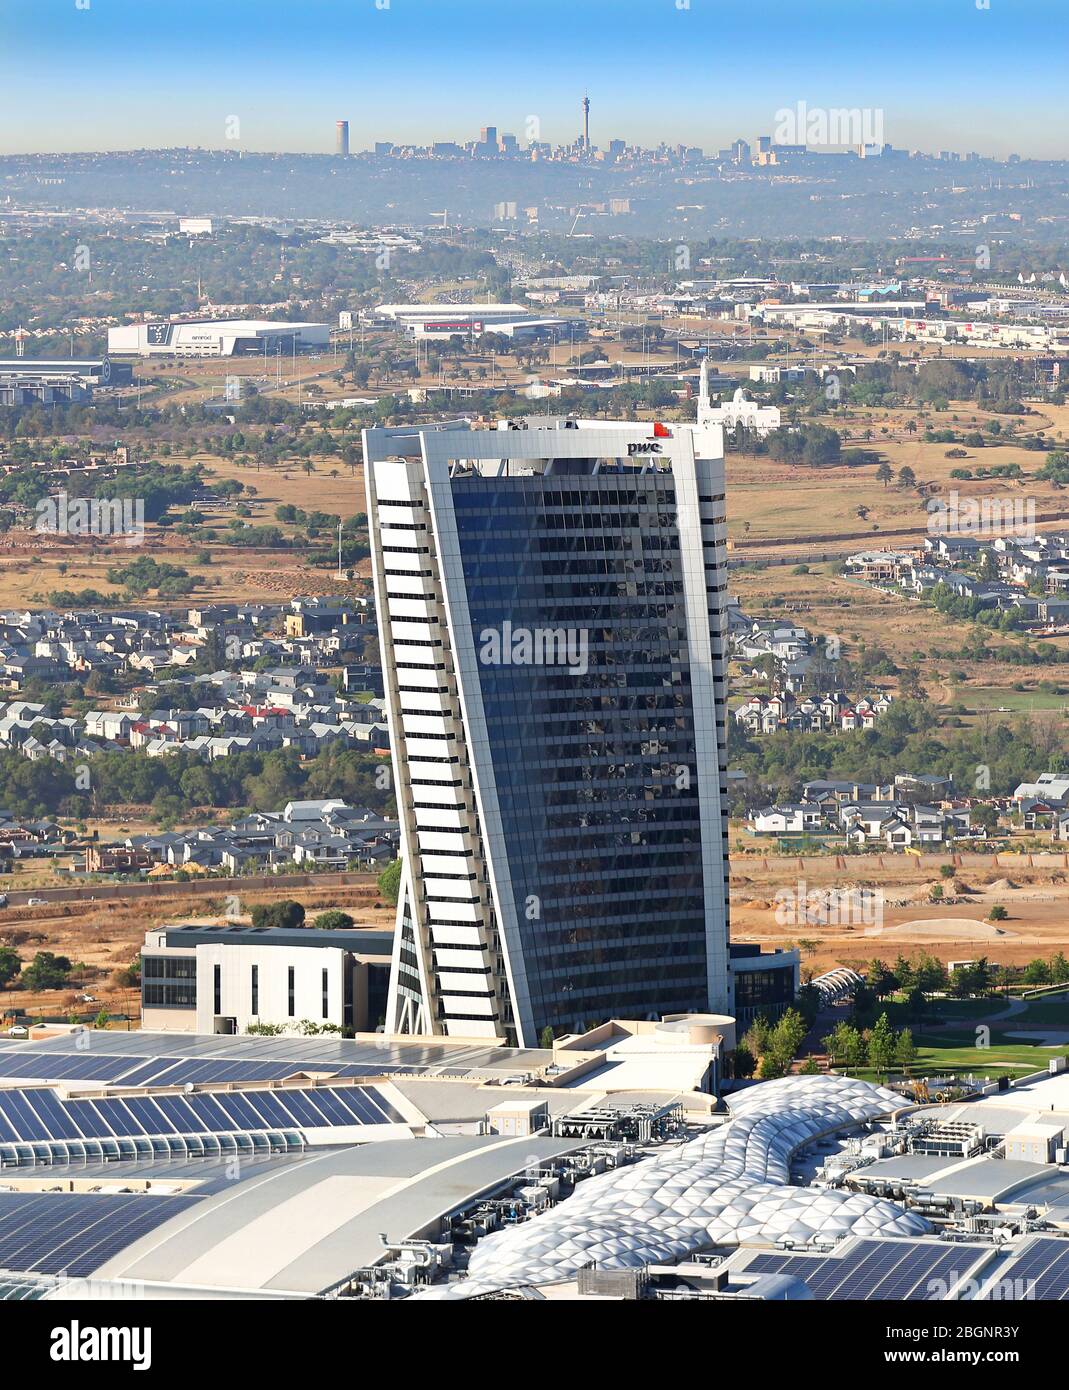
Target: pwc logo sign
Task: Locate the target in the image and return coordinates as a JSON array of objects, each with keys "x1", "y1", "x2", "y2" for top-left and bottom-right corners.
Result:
[{"x1": 627, "y1": 424, "x2": 672, "y2": 457}]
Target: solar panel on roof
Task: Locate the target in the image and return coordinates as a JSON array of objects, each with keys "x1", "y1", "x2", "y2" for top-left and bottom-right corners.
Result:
[
  {"x1": 0, "y1": 1193, "x2": 197, "y2": 1276},
  {"x1": 746, "y1": 1240, "x2": 990, "y2": 1301},
  {"x1": 0, "y1": 1078, "x2": 408, "y2": 1156},
  {"x1": 988, "y1": 1238, "x2": 1069, "y2": 1301},
  {"x1": 0, "y1": 1053, "x2": 148, "y2": 1083}
]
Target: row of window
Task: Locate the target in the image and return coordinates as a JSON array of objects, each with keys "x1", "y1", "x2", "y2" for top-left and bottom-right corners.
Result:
[{"x1": 207, "y1": 963, "x2": 329, "y2": 1020}]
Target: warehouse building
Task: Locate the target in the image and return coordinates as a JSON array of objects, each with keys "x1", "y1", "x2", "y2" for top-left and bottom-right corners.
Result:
[
  {"x1": 0, "y1": 356, "x2": 131, "y2": 404},
  {"x1": 370, "y1": 302, "x2": 578, "y2": 340},
  {"x1": 108, "y1": 319, "x2": 330, "y2": 358}
]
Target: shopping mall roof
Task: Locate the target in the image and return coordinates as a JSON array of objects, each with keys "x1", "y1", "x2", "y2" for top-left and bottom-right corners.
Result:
[{"x1": 90, "y1": 1133, "x2": 583, "y2": 1295}]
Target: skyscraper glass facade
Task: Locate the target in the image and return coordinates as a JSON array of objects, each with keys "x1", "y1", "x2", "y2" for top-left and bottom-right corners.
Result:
[
  {"x1": 365, "y1": 421, "x2": 731, "y2": 1045},
  {"x1": 451, "y1": 471, "x2": 710, "y2": 1031}
]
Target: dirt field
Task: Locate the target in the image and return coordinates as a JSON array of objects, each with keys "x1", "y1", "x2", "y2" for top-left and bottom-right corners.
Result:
[
  {"x1": 730, "y1": 854, "x2": 1069, "y2": 977},
  {"x1": 0, "y1": 878, "x2": 394, "y2": 1024},
  {"x1": 726, "y1": 414, "x2": 1066, "y2": 548}
]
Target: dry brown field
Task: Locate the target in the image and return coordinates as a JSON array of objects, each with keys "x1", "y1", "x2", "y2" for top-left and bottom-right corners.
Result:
[
  {"x1": 0, "y1": 878, "x2": 393, "y2": 1024},
  {"x1": 729, "y1": 854, "x2": 1069, "y2": 977}
]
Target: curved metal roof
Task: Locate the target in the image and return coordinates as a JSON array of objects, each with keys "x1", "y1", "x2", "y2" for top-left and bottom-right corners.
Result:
[{"x1": 421, "y1": 1075, "x2": 929, "y2": 1299}]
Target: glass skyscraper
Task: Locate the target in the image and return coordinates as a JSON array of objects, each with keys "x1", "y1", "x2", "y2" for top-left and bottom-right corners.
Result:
[{"x1": 364, "y1": 419, "x2": 731, "y2": 1046}]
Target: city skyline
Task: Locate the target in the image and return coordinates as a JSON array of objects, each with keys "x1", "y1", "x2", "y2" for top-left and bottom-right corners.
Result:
[{"x1": 2, "y1": 0, "x2": 1067, "y2": 159}]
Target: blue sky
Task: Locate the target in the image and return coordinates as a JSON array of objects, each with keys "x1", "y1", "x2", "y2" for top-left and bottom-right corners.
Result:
[{"x1": 1, "y1": 0, "x2": 1066, "y2": 157}]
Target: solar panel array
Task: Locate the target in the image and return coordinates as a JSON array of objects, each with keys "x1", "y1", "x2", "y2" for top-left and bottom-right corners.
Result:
[
  {"x1": 0, "y1": 1193, "x2": 196, "y2": 1276},
  {"x1": 988, "y1": 1238, "x2": 1069, "y2": 1301},
  {"x1": 745, "y1": 1239, "x2": 988, "y2": 1300},
  {"x1": 0, "y1": 1049, "x2": 432, "y2": 1088},
  {"x1": 0, "y1": 1031, "x2": 544, "y2": 1078},
  {"x1": 0, "y1": 1084, "x2": 404, "y2": 1145},
  {"x1": 0, "y1": 1053, "x2": 148, "y2": 1083},
  {"x1": 108, "y1": 1057, "x2": 432, "y2": 1087}
]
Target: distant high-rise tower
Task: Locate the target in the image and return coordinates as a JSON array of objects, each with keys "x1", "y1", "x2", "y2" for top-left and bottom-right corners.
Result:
[
  {"x1": 336, "y1": 120, "x2": 350, "y2": 157},
  {"x1": 582, "y1": 94, "x2": 591, "y2": 150}
]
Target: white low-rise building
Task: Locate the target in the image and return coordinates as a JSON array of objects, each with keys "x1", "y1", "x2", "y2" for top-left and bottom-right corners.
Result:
[
  {"x1": 140, "y1": 923, "x2": 393, "y2": 1035},
  {"x1": 108, "y1": 319, "x2": 330, "y2": 358},
  {"x1": 697, "y1": 360, "x2": 780, "y2": 436}
]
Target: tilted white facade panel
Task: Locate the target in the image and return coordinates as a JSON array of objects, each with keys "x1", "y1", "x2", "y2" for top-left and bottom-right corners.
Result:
[
  {"x1": 413, "y1": 808, "x2": 468, "y2": 831},
  {"x1": 416, "y1": 830, "x2": 472, "y2": 853},
  {"x1": 430, "y1": 925, "x2": 486, "y2": 947},
  {"x1": 440, "y1": 994, "x2": 496, "y2": 1016},
  {"x1": 388, "y1": 598, "x2": 438, "y2": 620},
  {"x1": 434, "y1": 947, "x2": 494, "y2": 970}
]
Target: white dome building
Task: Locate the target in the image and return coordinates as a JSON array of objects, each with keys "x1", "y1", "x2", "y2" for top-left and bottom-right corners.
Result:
[
  {"x1": 697, "y1": 358, "x2": 782, "y2": 436},
  {"x1": 419, "y1": 1075, "x2": 928, "y2": 1299}
]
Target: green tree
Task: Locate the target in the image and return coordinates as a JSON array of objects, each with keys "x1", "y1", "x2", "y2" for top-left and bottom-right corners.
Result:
[
  {"x1": 823, "y1": 1020, "x2": 861, "y2": 1068},
  {"x1": 867, "y1": 1012, "x2": 896, "y2": 1078},
  {"x1": 893, "y1": 955, "x2": 915, "y2": 991},
  {"x1": 742, "y1": 1017, "x2": 772, "y2": 1059},
  {"x1": 866, "y1": 959, "x2": 898, "y2": 998},
  {"x1": 731, "y1": 1045, "x2": 756, "y2": 1079},
  {"x1": 914, "y1": 953, "x2": 948, "y2": 994},
  {"x1": 0, "y1": 946, "x2": 21, "y2": 987},
  {"x1": 21, "y1": 951, "x2": 72, "y2": 990},
  {"x1": 894, "y1": 1027, "x2": 917, "y2": 1073},
  {"x1": 311, "y1": 910, "x2": 355, "y2": 931},
  {"x1": 378, "y1": 858, "x2": 402, "y2": 905},
  {"x1": 250, "y1": 900, "x2": 306, "y2": 931}
]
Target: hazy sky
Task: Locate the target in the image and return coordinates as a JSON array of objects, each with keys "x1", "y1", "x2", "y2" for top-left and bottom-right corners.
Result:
[{"x1": 2, "y1": 0, "x2": 1066, "y2": 158}]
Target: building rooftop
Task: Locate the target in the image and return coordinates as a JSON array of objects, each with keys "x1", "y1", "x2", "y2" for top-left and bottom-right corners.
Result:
[
  {"x1": 160, "y1": 924, "x2": 394, "y2": 955},
  {"x1": 91, "y1": 1134, "x2": 584, "y2": 1295}
]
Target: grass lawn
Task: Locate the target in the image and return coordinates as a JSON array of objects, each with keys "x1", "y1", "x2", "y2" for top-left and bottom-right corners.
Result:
[
  {"x1": 912, "y1": 1030, "x2": 1065, "y2": 1074},
  {"x1": 955, "y1": 686, "x2": 1069, "y2": 712},
  {"x1": 837, "y1": 1026, "x2": 1066, "y2": 1083},
  {"x1": 920, "y1": 998, "x2": 1013, "y2": 1022},
  {"x1": 1006, "y1": 996, "x2": 1069, "y2": 1028}
]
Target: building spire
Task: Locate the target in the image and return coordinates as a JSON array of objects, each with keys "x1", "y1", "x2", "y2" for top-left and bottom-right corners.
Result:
[{"x1": 698, "y1": 354, "x2": 710, "y2": 420}]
